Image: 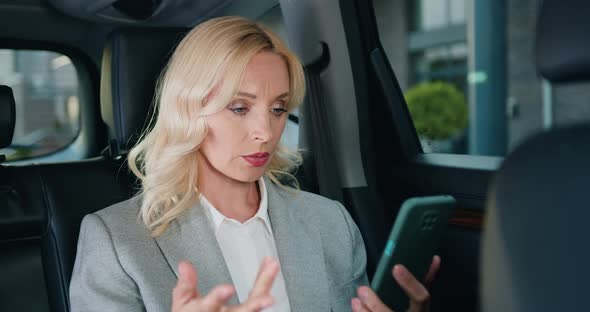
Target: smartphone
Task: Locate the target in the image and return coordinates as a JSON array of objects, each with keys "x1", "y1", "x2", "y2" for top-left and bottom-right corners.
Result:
[{"x1": 370, "y1": 195, "x2": 455, "y2": 311}]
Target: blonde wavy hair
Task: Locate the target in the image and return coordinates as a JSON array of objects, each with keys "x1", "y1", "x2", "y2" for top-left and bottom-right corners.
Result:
[{"x1": 127, "y1": 16, "x2": 306, "y2": 237}]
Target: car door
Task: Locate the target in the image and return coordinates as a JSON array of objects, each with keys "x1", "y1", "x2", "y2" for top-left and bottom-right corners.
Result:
[{"x1": 278, "y1": 0, "x2": 582, "y2": 311}]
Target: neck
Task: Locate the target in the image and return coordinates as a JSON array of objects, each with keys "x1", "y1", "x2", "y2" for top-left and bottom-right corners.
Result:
[{"x1": 197, "y1": 155, "x2": 261, "y2": 223}]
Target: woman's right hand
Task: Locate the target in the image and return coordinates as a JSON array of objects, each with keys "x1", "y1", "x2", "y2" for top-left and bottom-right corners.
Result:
[{"x1": 172, "y1": 257, "x2": 279, "y2": 312}]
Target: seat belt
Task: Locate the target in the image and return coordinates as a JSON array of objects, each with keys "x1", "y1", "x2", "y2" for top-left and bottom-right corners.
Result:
[{"x1": 300, "y1": 42, "x2": 343, "y2": 202}]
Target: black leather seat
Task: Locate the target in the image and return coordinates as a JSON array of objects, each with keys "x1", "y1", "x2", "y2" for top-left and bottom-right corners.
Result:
[
  {"x1": 0, "y1": 82, "x2": 136, "y2": 312},
  {"x1": 100, "y1": 28, "x2": 187, "y2": 156},
  {"x1": 482, "y1": 0, "x2": 590, "y2": 310},
  {"x1": 0, "y1": 28, "x2": 186, "y2": 312},
  {"x1": 1, "y1": 85, "x2": 53, "y2": 312}
]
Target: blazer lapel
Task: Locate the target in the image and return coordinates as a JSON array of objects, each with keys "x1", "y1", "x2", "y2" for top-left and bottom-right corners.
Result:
[
  {"x1": 266, "y1": 178, "x2": 331, "y2": 311},
  {"x1": 155, "y1": 202, "x2": 238, "y2": 305}
]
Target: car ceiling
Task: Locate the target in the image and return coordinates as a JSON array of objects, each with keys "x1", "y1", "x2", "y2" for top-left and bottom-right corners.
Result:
[{"x1": 0, "y1": 0, "x2": 279, "y2": 65}]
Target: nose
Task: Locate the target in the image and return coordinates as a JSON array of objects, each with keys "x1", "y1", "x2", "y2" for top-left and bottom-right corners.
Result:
[{"x1": 251, "y1": 112, "x2": 273, "y2": 143}]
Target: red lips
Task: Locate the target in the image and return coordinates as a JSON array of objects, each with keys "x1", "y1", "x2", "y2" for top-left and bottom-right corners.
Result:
[{"x1": 242, "y1": 152, "x2": 270, "y2": 167}]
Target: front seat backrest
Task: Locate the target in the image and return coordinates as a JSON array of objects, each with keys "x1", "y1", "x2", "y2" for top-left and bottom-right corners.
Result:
[
  {"x1": 482, "y1": 0, "x2": 590, "y2": 310},
  {"x1": 482, "y1": 125, "x2": 590, "y2": 311}
]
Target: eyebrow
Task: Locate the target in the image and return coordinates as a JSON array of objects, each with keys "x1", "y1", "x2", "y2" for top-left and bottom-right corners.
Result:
[{"x1": 237, "y1": 91, "x2": 290, "y2": 99}]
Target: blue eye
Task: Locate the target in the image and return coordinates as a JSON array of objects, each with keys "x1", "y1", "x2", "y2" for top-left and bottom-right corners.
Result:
[
  {"x1": 227, "y1": 101, "x2": 249, "y2": 115},
  {"x1": 271, "y1": 106, "x2": 288, "y2": 116},
  {"x1": 231, "y1": 107, "x2": 248, "y2": 114}
]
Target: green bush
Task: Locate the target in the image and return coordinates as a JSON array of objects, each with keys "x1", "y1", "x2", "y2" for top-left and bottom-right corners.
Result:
[
  {"x1": 405, "y1": 81, "x2": 468, "y2": 140},
  {"x1": 4, "y1": 147, "x2": 32, "y2": 161}
]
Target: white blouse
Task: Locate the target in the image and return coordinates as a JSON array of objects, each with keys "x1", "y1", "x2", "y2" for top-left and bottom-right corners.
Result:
[{"x1": 200, "y1": 179, "x2": 291, "y2": 311}]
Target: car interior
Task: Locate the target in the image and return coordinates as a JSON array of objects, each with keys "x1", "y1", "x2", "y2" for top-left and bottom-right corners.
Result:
[
  {"x1": 482, "y1": 0, "x2": 590, "y2": 310},
  {"x1": 0, "y1": 0, "x2": 588, "y2": 311}
]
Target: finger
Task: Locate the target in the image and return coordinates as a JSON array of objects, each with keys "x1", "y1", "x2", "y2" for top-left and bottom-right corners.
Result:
[
  {"x1": 198, "y1": 284, "x2": 235, "y2": 311},
  {"x1": 356, "y1": 286, "x2": 393, "y2": 312},
  {"x1": 424, "y1": 255, "x2": 441, "y2": 287},
  {"x1": 351, "y1": 297, "x2": 371, "y2": 312},
  {"x1": 392, "y1": 265, "x2": 430, "y2": 304},
  {"x1": 249, "y1": 257, "x2": 279, "y2": 298},
  {"x1": 231, "y1": 295, "x2": 274, "y2": 312},
  {"x1": 179, "y1": 261, "x2": 200, "y2": 296},
  {"x1": 172, "y1": 261, "x2": 200, "y2": 309}
]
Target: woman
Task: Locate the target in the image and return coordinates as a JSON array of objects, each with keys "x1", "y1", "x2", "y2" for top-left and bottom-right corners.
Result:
[{"x1": 69, "y1": 16, "x2": 439, "y2": 312}]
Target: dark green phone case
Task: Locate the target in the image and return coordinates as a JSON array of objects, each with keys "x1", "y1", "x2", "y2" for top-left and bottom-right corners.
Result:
[{"x1": 370, "y1": 195, "x2": 455, "y2": 311}]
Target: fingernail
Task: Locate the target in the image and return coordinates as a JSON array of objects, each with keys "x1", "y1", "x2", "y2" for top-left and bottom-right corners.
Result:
[
  {"x1": 219, "y1": 286, "x2": 233, "y2": 299},
  {"x1": 358, "y1": 287, "x2": 369, "y2": 299},
  {"x1": 352, "y1": 298, "x2": 361, "y2": 309},
  {"x1": 178, "y1": 263, "x2": 187, "y2": 276},
  {"x1": 394, "y1": 265, "x2": 405, "y2": 277},
  {"x1": 261, "y1": 297, "x2": 274, "y2": 307}
]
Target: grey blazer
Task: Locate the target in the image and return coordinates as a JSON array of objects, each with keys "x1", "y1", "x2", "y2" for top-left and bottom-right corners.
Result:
[{"x1": 69, "y1": 178, "x2": 369, "y2": 311}]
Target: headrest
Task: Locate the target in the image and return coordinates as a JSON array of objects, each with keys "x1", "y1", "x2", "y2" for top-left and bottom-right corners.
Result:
[
  {"x1": 0, "y1": 85, "x2": 16, "y2": 149},
  {"x1": 482, "y1": 124, "x2": 590, "y2": 311},
  {"x1": 100, "y1": 28, "x2": 187, "y2": 154},
  {"x1": 536, "y1": 0, "x2": 590, "y2": 83}
]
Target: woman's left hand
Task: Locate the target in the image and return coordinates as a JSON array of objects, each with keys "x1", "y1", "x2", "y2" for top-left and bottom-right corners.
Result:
[{"x1": 351, "y1": 255, "x2": 441, "y2": 312}]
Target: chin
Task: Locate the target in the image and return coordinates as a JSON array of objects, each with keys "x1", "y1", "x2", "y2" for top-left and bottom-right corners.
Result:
[{"x1": 229, "y1": 170, "x2": 265, "y2": 183}]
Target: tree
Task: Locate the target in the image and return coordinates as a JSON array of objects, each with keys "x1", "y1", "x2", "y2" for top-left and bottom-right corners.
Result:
[{"x1": 405, "y1": 81, "x2": 468, "y2": 141}]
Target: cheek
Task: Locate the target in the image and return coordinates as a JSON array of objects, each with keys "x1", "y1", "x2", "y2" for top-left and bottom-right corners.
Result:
[
  {"x1": 201, "y1": 118, "x2": 245, "y2": 159},
  {"x1": 202, "y1": 127, "x2": 229, "y2": 157}
]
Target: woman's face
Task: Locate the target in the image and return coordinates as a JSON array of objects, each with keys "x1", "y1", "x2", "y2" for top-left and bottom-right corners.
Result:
[{"x1": 198, "y1": 51, "x2": 290, "y2": 183}]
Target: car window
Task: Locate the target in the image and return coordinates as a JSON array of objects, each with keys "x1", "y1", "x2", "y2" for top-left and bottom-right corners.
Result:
[
  {"x1": 0, "y1": 49, "x2": 80, "y2": 161},
  {"x1": 373, "y1": 0, "x2": 590, "y2": 156}
]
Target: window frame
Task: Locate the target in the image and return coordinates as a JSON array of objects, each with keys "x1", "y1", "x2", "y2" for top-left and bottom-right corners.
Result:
[
  {"x1": 0, "y1": 40, "x2": 101, "y2": 164},
  {"x1": 352, "y1": 0, "x2": 504, "y2": 172}
]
